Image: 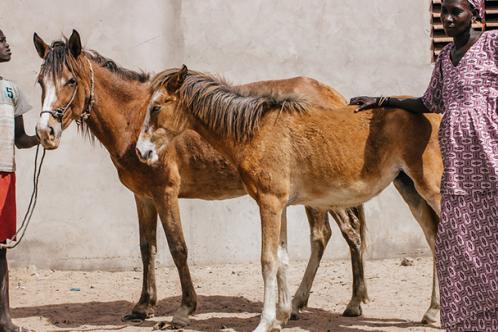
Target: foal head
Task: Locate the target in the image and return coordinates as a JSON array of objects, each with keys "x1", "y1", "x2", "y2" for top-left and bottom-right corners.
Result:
[
  {"x1": 136, "y1": 66, "x2": 189, "y2": 165},
  {"x1": 34, "y1": 30, "x2": 95, "y2": 150},
  {"x1": 136, "y1": 65, "x2": 310, "y2": 165}
]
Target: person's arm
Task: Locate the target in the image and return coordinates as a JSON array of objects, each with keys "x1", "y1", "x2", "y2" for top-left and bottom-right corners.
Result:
[
  {"x1": 349, "y1": 96, "x2": 429, "y2": 114},
  {"x1": 14, "y1": 115, "x2": 39, "y2": 149}
]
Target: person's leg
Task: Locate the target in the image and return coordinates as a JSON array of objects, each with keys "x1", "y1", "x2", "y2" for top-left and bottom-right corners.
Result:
[
  {"x1": 0, "y1": 173, "x2": 27, "y2": 331},
  {"x1": 0, "y1": 249, "x2": 28, "y2": 332}
]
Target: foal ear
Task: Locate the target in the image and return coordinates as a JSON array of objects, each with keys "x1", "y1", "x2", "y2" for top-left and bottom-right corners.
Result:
[
  {"x1": 33, "y1": 33, "x2": 49, "y2": 59},
  {"x1": 68, "y1": 29, "x2": 82, "y2": 58},
  {"x1": 166, "y1": 65, "x2": 188, "y2": 93}
]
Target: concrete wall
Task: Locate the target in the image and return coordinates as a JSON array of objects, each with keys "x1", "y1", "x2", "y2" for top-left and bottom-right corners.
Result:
[{"x1": 1, "y1": 0, "x2": 436, "y2": 270}]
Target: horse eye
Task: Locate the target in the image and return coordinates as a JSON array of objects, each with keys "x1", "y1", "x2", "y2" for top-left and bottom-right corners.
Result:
[
  {"x1": 66, "y1": 78, "x2": 77, "y2": 86},
  {"x1": 150, "y1": 106, "x2": 161, "y2": 114}
]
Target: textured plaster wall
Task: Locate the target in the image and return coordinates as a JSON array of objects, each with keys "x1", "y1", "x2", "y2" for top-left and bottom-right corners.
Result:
[{"x1": 0, "y1": 0, "x2": 436, "y2": 270}]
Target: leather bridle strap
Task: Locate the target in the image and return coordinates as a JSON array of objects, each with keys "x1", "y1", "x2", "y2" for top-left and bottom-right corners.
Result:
[{"x1": 39, "y1": 82, "x2": 78, "y2": 121}]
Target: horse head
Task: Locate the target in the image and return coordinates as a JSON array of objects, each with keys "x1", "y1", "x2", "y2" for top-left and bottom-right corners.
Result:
[
  {"x1": 136, "y1": 65, "x2": 188, "y2": 165},
  {"x1": 34, "y1": 30, "x2": 95, "y2": 149}
]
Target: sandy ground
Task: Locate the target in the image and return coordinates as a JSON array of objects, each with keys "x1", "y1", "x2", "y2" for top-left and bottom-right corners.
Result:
[{"x1": 11, "y1": 256, "x2": 443, "y2": 332}]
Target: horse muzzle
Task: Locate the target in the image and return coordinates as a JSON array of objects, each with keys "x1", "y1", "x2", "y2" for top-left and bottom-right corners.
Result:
[
  {"x1": 135, "y1": 139, "x2": 159, "y2": 166},
  {"x1": 36, "y1": 122, "x2": 61, "y2": 150}
]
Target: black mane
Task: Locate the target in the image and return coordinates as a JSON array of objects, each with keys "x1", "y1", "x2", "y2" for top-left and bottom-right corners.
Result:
[{"x1": 39, "y1": 39, "x2": 149, "y2": 83}]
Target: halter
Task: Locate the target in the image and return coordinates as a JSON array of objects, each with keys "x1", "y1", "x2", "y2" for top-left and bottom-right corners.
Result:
[{"x1": 40, "y1": 58, "x2": 96, "y2": 124}]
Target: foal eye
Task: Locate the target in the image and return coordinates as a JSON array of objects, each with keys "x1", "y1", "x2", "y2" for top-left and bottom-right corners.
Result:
[
  {"x1": 150, "y1": 106, "x2": 161, "y2": 114},
  {"x1": 66, "y1": 78, "x2": 77, "y2": 86}
]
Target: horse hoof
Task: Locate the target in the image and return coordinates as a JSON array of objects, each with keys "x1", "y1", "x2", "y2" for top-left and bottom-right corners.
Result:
[
  {"x1": 343, "y1": 305, "x2": 362, "y2": 317},
  {"x1": 421, "y1": 313, "x2": 438, "y2": 324},
  {"x1": 122, "y1": 312, "x2": 152, "y2": 323},
  {"x1": 421, "y1": 307, "x2": 439, "y2": 325},
  {"x1": 269, "y1": 321, "x2": 282, "y2": 332},
  {"x1": 290, "y1": 311, "x2": 300, "y2": 321},
  {"x1": 171, "y1": 315, "x2": 190, "y2": 328},
  {"x1": 153, "y1": 321, "x2": 169, "y2": 330}
]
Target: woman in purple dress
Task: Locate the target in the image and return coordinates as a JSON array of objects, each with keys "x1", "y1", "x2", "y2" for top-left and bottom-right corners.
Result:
[{"x1": 350, "y1": 0, "x2": 497, "y2": 331}]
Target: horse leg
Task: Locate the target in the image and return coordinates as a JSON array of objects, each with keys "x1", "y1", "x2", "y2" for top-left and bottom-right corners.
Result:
[
  {"x1": 123, "y1": 195, "x2": 158, "y2": 322},
  {"x1": 394, "y1": 172, "x2": 440, "y2": 324},
  {"x1": 330, "y1": 206, "x2": 369, "y2": 317},
  {"x1": 276, "y1": 208, "x2": 291, "y2": 326},
  {"x1": 290, "y1": 207, "x2": 331, "y2": 320},
  {"x1": 254, "y1": 195, "x2": 285, "y2": 332},
  {"x1": 155, "y1": 188, "x2": 197, "y2": 328}
]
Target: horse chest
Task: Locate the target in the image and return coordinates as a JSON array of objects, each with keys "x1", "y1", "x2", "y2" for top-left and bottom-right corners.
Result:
[{"x1": 115, "y1": 166, "x2": 153, "y2": 195}]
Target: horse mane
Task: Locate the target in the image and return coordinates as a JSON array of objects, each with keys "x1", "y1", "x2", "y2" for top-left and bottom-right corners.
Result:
[
  {"x1": 85, "y1": 50, "x2": 150, "y2": 83},
  {"x1": 39, "y1": 39, "x2": 150, "y2": 143},
  {"x1": 39, "y1": 39, "x2": 149, "y2": 83},
  {"x1": 151, "y1": 69, "x2": 309, "y2": 142}
]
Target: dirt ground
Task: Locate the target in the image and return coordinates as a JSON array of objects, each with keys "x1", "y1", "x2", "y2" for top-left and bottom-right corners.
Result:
[{"x1": 11, "y1": 256, "x2": 443, "y2": 332}]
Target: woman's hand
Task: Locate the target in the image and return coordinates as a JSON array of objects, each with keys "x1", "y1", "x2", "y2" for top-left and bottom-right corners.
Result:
[{"x1": 349, "y1": 96, "x2": 379, "y2": 112}]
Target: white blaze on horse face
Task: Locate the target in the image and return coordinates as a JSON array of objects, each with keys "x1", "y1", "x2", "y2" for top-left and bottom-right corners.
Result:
[
  {"x1": 39, "y1": 77, "x2": 58, "y2": 130},
  {"x1": 146, "y1": 92, "x2": 158, "y2": 123},
  {"x1": 136, "y1": 96, "x2": 159, "y2": 165}
]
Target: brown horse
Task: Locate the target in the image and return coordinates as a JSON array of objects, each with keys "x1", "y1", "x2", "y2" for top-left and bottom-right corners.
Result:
[
  {"x1": 137, "y1": 65, "x2": 443, "y2": 331},
  {"x1": 32, "y1": 30, "x2": 369, "y2": 327}
]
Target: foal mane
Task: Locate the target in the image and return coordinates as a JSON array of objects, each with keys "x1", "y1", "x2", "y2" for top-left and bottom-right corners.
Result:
[
  {"x1": 152, "y1": 69, "x2": 309, "y2": 142},
  {"x1": 39, "y1": 39, "x2": 150, "y2": 142}
]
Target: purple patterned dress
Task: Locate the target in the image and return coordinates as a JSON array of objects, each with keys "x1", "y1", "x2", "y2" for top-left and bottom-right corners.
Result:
[{"x1": 422, "y1": 30, "x2": 498, "y2": 331}]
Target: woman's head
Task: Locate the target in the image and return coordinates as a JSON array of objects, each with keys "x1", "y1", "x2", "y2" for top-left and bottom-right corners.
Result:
[{"x1": 441, "y1": 0, "x2": 484, "y2": 37}]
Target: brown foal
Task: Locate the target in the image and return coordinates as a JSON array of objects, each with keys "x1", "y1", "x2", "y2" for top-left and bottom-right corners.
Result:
[{"x1": 137, "y1": 66, "x2": 443, "y2": 331}]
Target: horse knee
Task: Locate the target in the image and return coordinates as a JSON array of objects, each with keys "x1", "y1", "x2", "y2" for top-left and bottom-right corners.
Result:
[
  {"x1": 170, "y1": 244, "x2": 188, "y2": 261},
  {"x1": 140, "y1": 242, "x2": 157, "y2": 256}
]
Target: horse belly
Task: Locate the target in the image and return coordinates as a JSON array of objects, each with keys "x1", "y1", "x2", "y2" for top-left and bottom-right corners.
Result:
[{"x1": 290, "y1": 176, "x2": 395, "y2": 209}]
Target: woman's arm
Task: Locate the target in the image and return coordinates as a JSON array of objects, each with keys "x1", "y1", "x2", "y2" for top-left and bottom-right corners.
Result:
[
  {"x1": 349, "y1": 96, "x2": 429, "y2": 114},
  {"x1": 14, "y1": 115, "x2": 39, "y2": 149}
]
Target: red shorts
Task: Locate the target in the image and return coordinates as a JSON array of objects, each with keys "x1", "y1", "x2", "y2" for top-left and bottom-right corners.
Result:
[{"x1": 0, "y1": 172, "x2": 16, "y2": 242}]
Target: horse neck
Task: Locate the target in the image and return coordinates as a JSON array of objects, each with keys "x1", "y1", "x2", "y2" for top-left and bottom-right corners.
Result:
[
  {"x1": 188, "y1": 119, "x2": 241, "y2": 166},
  {"x1": 85, "y1": 65, "x2": 149, "y2": 159}
]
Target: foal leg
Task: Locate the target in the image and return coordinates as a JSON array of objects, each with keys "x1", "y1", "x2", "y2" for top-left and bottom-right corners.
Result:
[
  {"x1": 330, "y1": 206, "x2": 369, "y2": 317},
  {"x1": 276, "y1": 209, "x2": 291, "y2": 326},
  {"x1": 123, "y1": 195, "x2": 158, "y2": 321},
  {"x1": 155, "y1": 188, "x2": 197, "y2": 328},
  {"x1": 394, "y1": 173, "x2": 440, "y2": 324},
  {"x1": 254, "y1": 195, "x2": 285, "y2": 332},
  {"x1": 291, "y1": 207, "x2": 331, "y2": 320}
]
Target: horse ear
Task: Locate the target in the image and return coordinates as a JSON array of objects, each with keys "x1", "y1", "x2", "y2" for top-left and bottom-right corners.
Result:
[
  {"x1": 166, "y1": 65, "x2": 188, "y2": 93},
  {"x1": 33, "y1": 33, "x2": 49, "y2": 59},
  {"x1": 68, "y1": 29, "x2": 82, "y2": 58}
]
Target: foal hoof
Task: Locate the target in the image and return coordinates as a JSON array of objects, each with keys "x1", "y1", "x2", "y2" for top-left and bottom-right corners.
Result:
[
  {"x1": 171, "y1": 315, "x2": 190, "y2": 329},
  {"x1": 343, "y1": 305, "x2": 362, "y2": 317},
  {"x1": 290, "y1": 311, "x2": 301, "y2": 321},
  {"x1": 153, "y1": 321, "x2": 171, "y2": 330},
  {"x1": 421, "y1": 309, "x2": 439, "y2": 325}
]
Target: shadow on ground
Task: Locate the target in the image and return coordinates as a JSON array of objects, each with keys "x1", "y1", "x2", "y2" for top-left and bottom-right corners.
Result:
[{"x1": 12, "y1": 295, "x2": 438, "y2": 331}]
